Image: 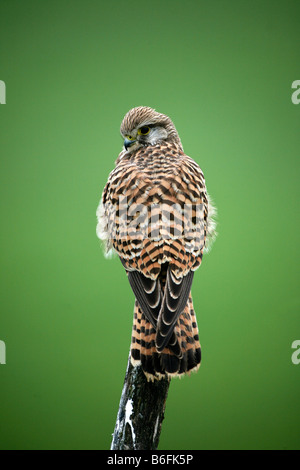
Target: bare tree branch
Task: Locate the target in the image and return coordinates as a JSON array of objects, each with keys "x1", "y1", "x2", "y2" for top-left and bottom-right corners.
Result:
[{"x1": 111, "y1": 353, "x2": 170, "y2": 450}]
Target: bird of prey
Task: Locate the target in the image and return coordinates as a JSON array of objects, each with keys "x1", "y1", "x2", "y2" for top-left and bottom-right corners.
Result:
[{"x1": 97, "y1": 106, "x2": 216, "y2": 381}]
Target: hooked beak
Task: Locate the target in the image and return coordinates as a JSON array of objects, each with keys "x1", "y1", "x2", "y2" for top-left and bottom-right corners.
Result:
[{"x1": 124, "y1": 138, "x2": 136, "y2": 151}]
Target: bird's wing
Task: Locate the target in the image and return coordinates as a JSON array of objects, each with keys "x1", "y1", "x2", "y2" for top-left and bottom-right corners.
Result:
[
  {"x1": 156, "y1": 268, "x2": 194, "y2": 352},
  {"x1": 127, "y1": 269, "x2": 161, "y2": 328}
]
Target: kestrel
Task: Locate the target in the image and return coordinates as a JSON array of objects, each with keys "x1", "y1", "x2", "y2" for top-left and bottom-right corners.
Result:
[{"x1": 97, "y1": 106, "x2": 216, "y2": 381}]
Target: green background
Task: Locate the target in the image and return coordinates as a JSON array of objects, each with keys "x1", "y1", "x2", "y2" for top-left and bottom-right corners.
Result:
[{"x1": 0, "y1": 0, "x2": 299, "y2": 450}]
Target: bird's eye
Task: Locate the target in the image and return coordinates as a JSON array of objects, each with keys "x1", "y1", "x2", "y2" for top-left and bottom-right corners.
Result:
[{"x1": 138, "y1": 126, "x2": 150, "y2": 136}]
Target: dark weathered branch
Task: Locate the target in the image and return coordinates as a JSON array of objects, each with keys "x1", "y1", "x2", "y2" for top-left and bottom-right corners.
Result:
[{"x1": 110, "y1": 353, "x2": 170, "y2": 450}]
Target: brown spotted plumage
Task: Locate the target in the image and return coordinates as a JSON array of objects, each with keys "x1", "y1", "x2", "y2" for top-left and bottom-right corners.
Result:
[{"x1": 97, "y1": 106, "x2": 216, "y2": 381}]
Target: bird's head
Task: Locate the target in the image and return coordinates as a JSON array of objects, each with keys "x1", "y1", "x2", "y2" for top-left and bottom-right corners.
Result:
[{"x1": 120, "y1": 106, "x2": 182, "y2": 153}]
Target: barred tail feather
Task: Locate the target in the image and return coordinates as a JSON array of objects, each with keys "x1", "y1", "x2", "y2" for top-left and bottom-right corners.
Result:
[{"x1": 131, "y1": 296, "x2": 201, "y2": 381}]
